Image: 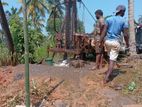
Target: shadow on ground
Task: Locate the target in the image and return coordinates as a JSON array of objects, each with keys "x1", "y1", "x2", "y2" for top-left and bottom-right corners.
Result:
[{"x1": 108, "y1": 69, "x2": 127, "y2": 82}]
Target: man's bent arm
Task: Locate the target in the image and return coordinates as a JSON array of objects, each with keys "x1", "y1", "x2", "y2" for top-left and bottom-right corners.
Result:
[
  {"x1": 100, "y1": 24, "x2": 107, "y2": 43},
  {"x1": 123, "y1": 28, "x2": 129, "y2": 48}
]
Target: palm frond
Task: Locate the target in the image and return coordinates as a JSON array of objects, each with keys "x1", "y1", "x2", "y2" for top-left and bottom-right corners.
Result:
[{"x1": 1, "y1": 2, "x2": 8, "y2": 6}]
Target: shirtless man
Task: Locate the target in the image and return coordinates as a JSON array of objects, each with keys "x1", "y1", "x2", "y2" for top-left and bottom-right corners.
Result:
[{"x1": 91, "y1": 9, "x2": 105, "y2": 70}]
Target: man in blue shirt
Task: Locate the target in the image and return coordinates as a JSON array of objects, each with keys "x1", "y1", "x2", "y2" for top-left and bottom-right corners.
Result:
[{"x1": 99, "y1": 5, "x2": 129, "y2": 83}]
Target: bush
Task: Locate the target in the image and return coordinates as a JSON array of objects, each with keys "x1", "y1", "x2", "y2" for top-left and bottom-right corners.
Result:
[
  {"x1": 0, "y1": 44, "x2": 12, "y2": 66},
  {"x1": 33, "y1": 35, "x2": 57, "y2": 63},
  {"x1": 9, "y1": 14, "x2": 45, "y2": 63},
  {"x1": 33, "y1": 45, "x2": 48, "y2": 63}
]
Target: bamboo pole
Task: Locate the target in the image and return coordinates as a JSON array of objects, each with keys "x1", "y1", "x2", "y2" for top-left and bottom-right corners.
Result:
[{"x1": 22, "y1": 0, "x2": 30, "y2": 106}]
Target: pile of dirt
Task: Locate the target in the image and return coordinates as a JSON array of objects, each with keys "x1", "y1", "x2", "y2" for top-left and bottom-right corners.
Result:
[
  {"x1": 1, "y1": 54, "x2": 142, "y2": 107},
  {"x1": 0, "y1": 72, "x2": 61, "y2": 107}
]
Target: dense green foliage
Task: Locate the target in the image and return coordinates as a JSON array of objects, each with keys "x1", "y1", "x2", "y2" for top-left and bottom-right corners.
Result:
[
  {"x1": 9, "y1": 14, "x2": 45, "y2": 63},
  {"x1": 77, "y1": 20, "x2": 85, "y2": 33},
  {"x1": 0, "y1": 44, "x2": 11, "y2": 66},
  {"x1": 46, "y1": 18, "x2": 62, "y2": 35},
  {"x1": 0, "y1": 1, "x2": 85, "y2": 65}
]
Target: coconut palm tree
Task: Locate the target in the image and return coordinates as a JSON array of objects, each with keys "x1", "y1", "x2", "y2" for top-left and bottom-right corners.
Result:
[
  {"x1": 5, "y1": 7, "x2": 21, "y2": 23},
  {"x1": 0, "y1": 0, "x2": 14, "y2": 53},
  {"x1": 47, "y1": 0, "x2": 64, "y2": 18},
  {"x1": 6, "y1": 7, "x2": 20, "y2": 16},
  {"x1": 34, "y1": 15, "x2": 45, "y2": 31},
  {"x1": 1, "y1": 1, "x2": 8, "y2": 6},
  {"x1": 19, "y1": 0, "x2": 47, "y2": 27},
  {"x1": 128, "y1": 0, "x2": 135, "y2": 44},
  {"x1": 19, "y1": 0, "x2": 64, "y2": 29}
]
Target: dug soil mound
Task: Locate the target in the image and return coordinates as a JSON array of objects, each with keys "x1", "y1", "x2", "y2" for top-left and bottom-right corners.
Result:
[{"x1": 0, "y1": 55, "x2": 142, "y2": 107}]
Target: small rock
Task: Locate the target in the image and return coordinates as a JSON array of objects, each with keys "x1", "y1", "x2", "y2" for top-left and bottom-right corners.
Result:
[
  {"x1": 44, "y1": 77, "x2": 51, "y2": 83},
  {"x1": 114, "y1": 84, "x2": 124, "y2": 90},
  {"x1": 14, "y1": 73, "x2": 24, "y2": 81},
  {"x1": 70, "y1": 60, "x2": 85, "y2": 68},
  {"x1": 53, "y1": 100, "x2": 69, "y2": 107}
]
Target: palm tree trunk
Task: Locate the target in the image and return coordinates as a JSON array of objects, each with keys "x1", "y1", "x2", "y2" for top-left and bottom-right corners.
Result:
[
  {"x1": 72, "y1": 0, "x2": 77, "y2": 32},
  {"x1": 0, "y1": 0, "x2": 14, "y2": 53},
  {"x1": 72, "y1": 0, "x2": 77, "y2": 47},
  {"x1": 128, "y1": 0, "x2": 135, "y2": 44},
  {"x1": 65, "y1": 0, "x2": 71, "y2": 49}
]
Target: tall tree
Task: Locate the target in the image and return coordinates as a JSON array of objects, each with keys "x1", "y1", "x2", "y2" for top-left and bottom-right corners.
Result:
[
  {"x1": 46, "y1": 18, "x2": 62, "y2": 35},
  {"x1": 48, "y1": 0, "x2": 64, "y2": 18},
  {"x1": 0, "y1": 0, "x2": 14, "y2": 53},
  {"x1": 6, "y1": 7, "x2": 20, "y2": 16},
  {"x1": 19, "y1": 0, "x2": 47, "y2": 29},
  {"x1": 19, "y1": 0, "x2": 64, "y2": 31},
  {"x1": 34, "y1": 16, "x2": 45, "y2": 31},
  {"x1": 128, "y1": 0, "x2": 135, "y2": 44},
  {"x1": 1, "y1": 1, "x2": 8, "y2": 6},
  {"x1": 6, "y1": 7, "x2": 21, "y2": 23},
  {"x1": 64, "y1": 0, "x2": 71, "y2": 49}
]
